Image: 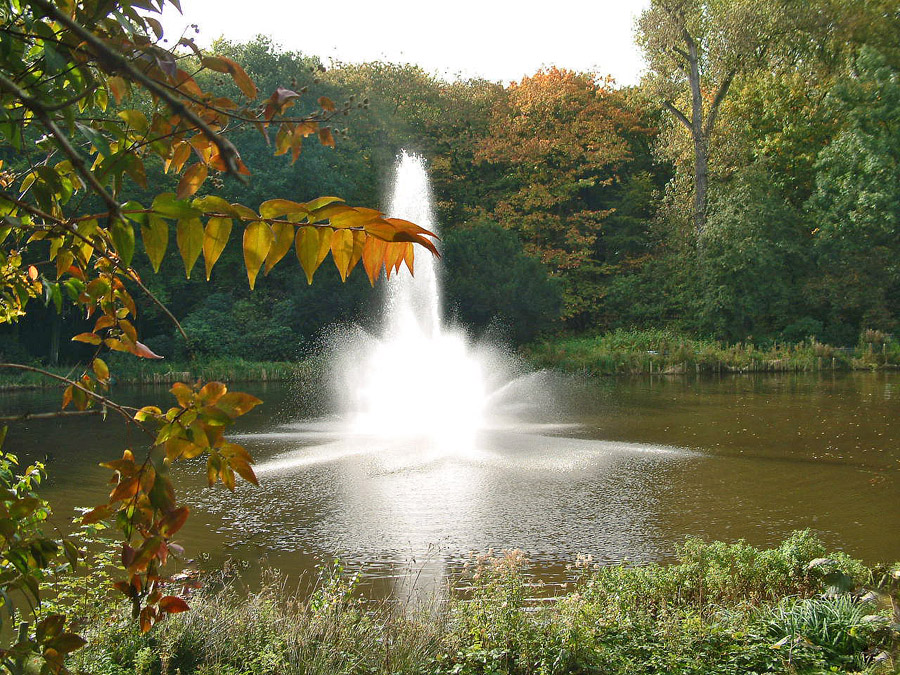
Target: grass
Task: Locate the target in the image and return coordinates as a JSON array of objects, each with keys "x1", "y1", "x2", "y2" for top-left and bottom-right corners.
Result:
[
  {"x1": 524, "y1": 328, "x2": 900, "y2": 376},
  {"x1": 63, "y1": 531, "x2": 900, "y2": 674},
  {"x1": 0, "y1": 356, "x2": 319, "y2": 390}
]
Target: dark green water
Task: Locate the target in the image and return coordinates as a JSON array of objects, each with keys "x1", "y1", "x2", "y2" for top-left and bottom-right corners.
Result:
[{"x1": 1, "y1": 371, "x2": 897, "y2": 596}]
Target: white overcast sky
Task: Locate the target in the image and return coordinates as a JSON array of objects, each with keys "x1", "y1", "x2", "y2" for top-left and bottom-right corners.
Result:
[{"x1": 160, "y1": 1, "x2": 651, "y2": 86}]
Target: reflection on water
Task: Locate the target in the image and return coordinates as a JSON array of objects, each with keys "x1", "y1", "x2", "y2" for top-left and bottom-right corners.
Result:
[{"x1": 1, "y1": 372, "x2": 898, "y2": 597}]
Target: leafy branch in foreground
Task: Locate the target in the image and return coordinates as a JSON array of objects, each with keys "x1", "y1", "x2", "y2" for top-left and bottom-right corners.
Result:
[{"x1": 0, "y1": 0, "x2": 438, "y2": 671}]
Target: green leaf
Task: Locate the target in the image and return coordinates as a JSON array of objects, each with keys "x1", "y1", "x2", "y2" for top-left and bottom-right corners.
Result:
[
  {"x1": 152, "y1": 193, "x2": 201, "y2": 219},
  {"x1": 141, "y1": 215, "x2": 169, "y2": 273},
  {"x1": 111, "y1": 220, "x2": 135, "y2": 267}
]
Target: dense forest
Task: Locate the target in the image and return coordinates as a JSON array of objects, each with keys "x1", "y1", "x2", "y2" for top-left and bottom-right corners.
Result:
[{"x1": 3, "y1": 0, "x2": 898, "y2": 366}]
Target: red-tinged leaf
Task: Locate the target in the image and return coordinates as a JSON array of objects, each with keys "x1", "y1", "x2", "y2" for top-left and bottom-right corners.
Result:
[
  {"x1": 318, "y1": 96, "x2": 336, "y2": 112},
  {"x1": 130, "y1": 341, "x2": 164, "y2": 359},
  {"x1": 113, "y1": 580, "x2": 131, "y2": 596},
  {"x1": 383, "y1": 242, "x2": 407, "y2": 279},
  {"x1": 203, "y1": 217, "x2": 232, "y2": 280},
  {"x1": 318, "y1": 126, "x2": 335, "y2": 148},
  {"x1": 362, "y1": 236, "x2": 388, "y2": 286},
  {"x1": 62, "y1": 385, "x2": 73, "y2": 410},
  {"x1": 221, "y1": 463, "x2": 236, "y2": 491},
  {"x1": 139, "y1": 606, "x2": 156, "y2": 633},
  {"x1": 72, "y1": 332, "x2": 101, "y2": 344},
  {"x1": 27, "y1": 265, "x2": 38, "y2": 280},
  {"x1": 81, "y1": 503, "x2": 114, "y2": 524},
  {"x1": 243, "y1": 221, "x2": 274, "y2": 289},
  {"x1": 159, "y1": 595, "x2": 190, "y2": 614},
  {"x1": 264, "y1": 222, "x2": 295, "y2": 275},
  {"x1": 110, "y1": 476, "x2": 139, "y2": 502},
  {"x1": 330, "y1": 228, "x2": 354, "y2": 281},
  {"x1": 403, "y1": 242, "x2": 415, "y2": 274},
  {"x1": 176, "y1": 163, "x2": 207, "y2": 200},
  {"x1": 159, "y1": 506, "x2": 189, "y2": 537},
  {"x1": 37, "y1": 614, "x2": 66, "y2": 643},
  {"x1": 230, "y1": 458, "x2": 258, "y2": 486},
  {"x1": 176, "y1": 217, "x2": 203, "y2": 278},
  {"x1": 295, "y1": 226, "x2": 333, "y2": 284},
  {"x1": 46, "y1": 633, "x2": 87, "y2": 654},
  {"x1": 215, "y1": 392, "x2": 262, "y2": 418}
]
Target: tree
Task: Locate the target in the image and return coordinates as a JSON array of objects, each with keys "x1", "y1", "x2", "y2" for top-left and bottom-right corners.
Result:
[
  {"x1": 442, "y1": 221, "x2": 561, "y2": 343},
  {"x1": 476, "y1": 68, "x2": 646, "y2": 324},
  {"x1": 0, "y1": 0, "x2": 437, "y2": 670},
  {"x1": 806, "y1": 47, "x2": 900, "y2": 335},
  {"x1": 636, "y1": 0, "x2": 805, "y2": 234}
]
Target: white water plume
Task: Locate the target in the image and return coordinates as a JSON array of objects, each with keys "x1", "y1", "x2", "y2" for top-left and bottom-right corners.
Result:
[{"x1": 253, "y1": 151, "x2": 685, "y2": 474}]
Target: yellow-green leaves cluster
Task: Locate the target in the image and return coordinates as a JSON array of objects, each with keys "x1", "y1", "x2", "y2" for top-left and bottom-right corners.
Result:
[{"x1": 125, "y1": 193, "x2": 438, "y2": 289}]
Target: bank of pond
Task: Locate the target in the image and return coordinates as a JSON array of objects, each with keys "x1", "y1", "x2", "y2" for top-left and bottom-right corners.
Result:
[
  {"x1": 63, "y1": 532, "x2": 899, "y2": 675},
  {"x1": 1, "y1": 330, "x2": 898, "y2": 391}
]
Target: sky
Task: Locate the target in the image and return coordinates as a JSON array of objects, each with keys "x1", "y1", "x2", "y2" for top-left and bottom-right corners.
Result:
[{"x1": 160, "y1": 0, "x2": 651, "y2": 86}]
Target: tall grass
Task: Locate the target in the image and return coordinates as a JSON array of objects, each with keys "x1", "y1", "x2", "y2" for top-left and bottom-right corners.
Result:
[
  {"x1": 525, "y1": 328, "x2": 900, "y2": 376},
  {"x1": 67, "y1": 531, "x2": 899, "y2": 675}
]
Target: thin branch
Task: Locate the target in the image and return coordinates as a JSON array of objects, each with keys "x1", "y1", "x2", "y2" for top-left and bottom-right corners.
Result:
[
  {"x1": 704, "y1": 69, "x2": 736, "y2": 138},
  {"x1": 0, "y1": 409, "x2": 103, "y2": 422},
  {"x1": 30, "y1": 0, "x2": 246, "y2": 181},
  {"x1": 0, "y1": 363, "x2": 152, "y2": 437},
  {"x1": 663, "y1": 101, "x2": 693, "y2": 132}
]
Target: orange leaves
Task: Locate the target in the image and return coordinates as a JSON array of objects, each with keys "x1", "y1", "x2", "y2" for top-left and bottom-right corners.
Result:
[
  {"x1": 176, "y1": 163, "x2": 207, "y2": 200},
  {"x1": 202, "y1": 56, "x2": 257, "y2": 99}
]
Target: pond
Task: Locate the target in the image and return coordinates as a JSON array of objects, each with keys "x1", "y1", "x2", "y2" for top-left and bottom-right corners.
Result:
[{"x1": 2, "y1": 370, "x2": 897, "y2": 597}]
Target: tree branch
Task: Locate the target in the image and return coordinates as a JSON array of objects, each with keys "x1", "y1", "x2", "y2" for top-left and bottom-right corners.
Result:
[
  {"x1": 0, "y1": 71, "x2": 122, "y2": 221},
  {"x1": 0, "y1": 363, "x2": 153, "y2": 437},
  {"x1": 0, "y1": 409, "x2": 103, "y2": 422},
  {"x1": 704, "y1": 69, "x2": 736, "y2": 138},
  {"x1": 663, "y1": 101, "x2": 693, "y2": 131},
  {"x1": 29, "y1": 0, "x2": 246, "y2": 182}
]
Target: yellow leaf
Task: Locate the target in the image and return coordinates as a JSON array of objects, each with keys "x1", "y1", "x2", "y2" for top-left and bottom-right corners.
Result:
[
  {"x1": 176, "y1": 217, "x2": 203, "y2": 279},
  {"x1": 264, "y1": 222, "x2": 294, "y2": 275},
  {"x1": 117, "y1": 109, "x2": 149, "y2": 134},
  {"x1": 219, "y1": 57, "x2": 257, "y2": 99},
  {"x1": 203, "y1": 217, "x2": 232, "y2": 280},
  {"x1": 92, "y1": 357, "x2": 109, "y2": 382},
  {"x1": 331, "y1": 228, "x2": 353, "y2": 281},
  {"x1": 295, "y1": 226, "x2": 332, "y2": 285},
  {"x1": 259, "y1": 199, "x2": 307, "y2": 220},
  {"x1": 242, "y1": 221, "x2": 274, "y2": 289},
  {"x1": 166, "y1": 142, "x2": 191, "y2": 174},
  {"x1": 141, "y1": 215, "x2": 169, "y2": 273},
  {"x1": 176, "y1": 162, "x2": 207, "y2": 200}
]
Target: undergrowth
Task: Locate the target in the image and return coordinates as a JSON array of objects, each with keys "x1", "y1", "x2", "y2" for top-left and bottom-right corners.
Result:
[{"x1": 64, "y1": 531, "x2": 899, "y2": 674}]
